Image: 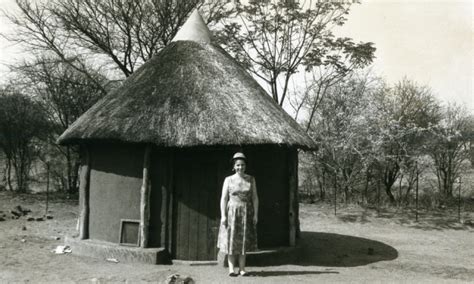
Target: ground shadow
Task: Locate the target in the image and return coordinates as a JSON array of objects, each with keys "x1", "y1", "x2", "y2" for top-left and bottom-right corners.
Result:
[
  {"x1": 337, "y1": 208, "x2": 474, "y2": 231},
  {"x1": 247, "y1": 270, "x2": 339, "y2": 277},
  {"x1": 297, "y1": 232, "x2": 398, "y2": 267}
]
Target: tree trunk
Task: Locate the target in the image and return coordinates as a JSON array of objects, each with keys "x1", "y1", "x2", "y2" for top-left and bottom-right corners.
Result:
[
  {"x1": 66, "y1": 146, "x2": 72, "y2": 192},
  {"x1": 405, "y1": 184, "x2": 413, "y2": 206},
  {"x1": 384, "y1": 185, "x2": 396, "y2": 203},
  {"x1": 344, "y1": 185, "x2": 349, "y2": 204},
  {"x1": 398, "y1": 175, "x2": 403, "y2": 207},
  {"x1": 320, "y1": 170, "x2": 326, "y2": 201},
  {"x1": 364, "y1": 169, "x2": 370, "y2": 205},
  {"x1": 383, "y1": 164, "x2": 399, "y2": 204},
  {"x1": 71, "y1": 159, "x2": 80, "y2": 194},
  {"x1": 6, "y1": 157, "x2": 13, "y2": 191}
]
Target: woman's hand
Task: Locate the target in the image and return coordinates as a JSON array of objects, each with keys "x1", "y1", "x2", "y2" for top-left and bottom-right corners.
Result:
[
  {"x1": 221, "y1": 217, "x2": 227, "y2": 227},
  {"x1": 253, "y1": 215, "x2": 258, "y2": 225}
]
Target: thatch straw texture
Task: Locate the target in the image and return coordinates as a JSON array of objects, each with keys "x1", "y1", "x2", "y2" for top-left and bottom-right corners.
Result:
[{"x1": 58, "y1": 40, "x2": 316, "y2": 149}]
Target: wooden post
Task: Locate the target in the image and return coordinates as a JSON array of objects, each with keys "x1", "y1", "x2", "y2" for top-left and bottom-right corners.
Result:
[
  {"x1": 334, "y1": 172, "x2": 337, "y2": 216},
  {"x1": 377, "y1": 179, "x2": 380, "y2": 215},
  {"x1": 458, "y1": 177, "x2": 462, "y2": 223},
  {"x1": 45, "y1": 162, "x2": 50, "y2": 217},
  {"x1": 288, "y1": 149, "x2": 297, "y2": 246},
  {"x1": 79, "y1": 146, "x2": 91, "y2": 240},
  {"x1": 415, "y1": 164, "x2": 419, "y2": 222},
  {"x1": 167, "y1": 151, "x2": 174, "y2": 253},
  {"x1": 140, "y1": 145, "x2": 152, "y2": 248},
  {"x1": 160, "y1": 184, "x2": 167, "y2": 248}
]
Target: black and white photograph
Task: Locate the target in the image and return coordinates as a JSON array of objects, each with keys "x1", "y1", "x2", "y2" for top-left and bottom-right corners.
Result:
[{"x1": 0, "y1": 0, "x2": 472, "y2": 283}]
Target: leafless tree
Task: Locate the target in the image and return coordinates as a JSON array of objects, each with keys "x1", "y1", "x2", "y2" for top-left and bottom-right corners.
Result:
[{"x1": 4, "y1": 0, "x2": 233, "y2": 81}]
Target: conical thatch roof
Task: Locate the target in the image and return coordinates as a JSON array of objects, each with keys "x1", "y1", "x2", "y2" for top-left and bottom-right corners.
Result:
[{"x1": 58, "y1": 10, "x2": 316, "y2": 150}]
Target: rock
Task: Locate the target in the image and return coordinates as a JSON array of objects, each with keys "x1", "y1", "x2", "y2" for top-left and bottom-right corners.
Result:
[
  {"x1": 10, "y1": 210, "x2": 21, "y2": 217},
  {"x1": 21, "y1": 239, "x2": 26, "y2": 243},
  {"x1": 35, "y1": 217, "x2": 44, "y2": 221},
  {"x1": 27, "y1": 217, "x2": 35, "y2": 221},
  {"x1": 165, "y1": 274, "x2": 195, "y2": 284},
  {"x1": 0, "y1": 217, "x2": 5, "y2": 222},
  {"x1": 22, "y1": 226, "x2": 27, "y2": 231},
  {"x1": 106, "y1": 258, "x2": 119, "y2": 263},
  {"x1": 52, "y1": 245, "x2": 72, "y2": 254},
  {"x1": 14, "y1": 205, "x2": 31, "y2": 216},
  {"x1": 46, "y1": 215, "x2": 53, "y2": 220}
]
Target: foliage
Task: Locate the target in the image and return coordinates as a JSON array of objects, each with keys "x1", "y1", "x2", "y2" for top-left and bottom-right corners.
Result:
[
  {"x1": 428, "y1": 104, "x2": 472, "y2": 197},
  {"x1": 0, "y1": 89, "x2": 50, "y2": 192},
  {"x1": 13, "y1": 57, "x2": 107, "y2": 193},
  {"x1": 309, "y1": 72, "x2": 380, "y2": 203},
  {"x1": 302, "y1": 76, "x2": 460, "y2": 207},
  {"x1": 215, "y1": 0, "x2": 375, "y2": 107},
  {"x1": 369, "y1": 78, "x2": 441, "y2": 203}
]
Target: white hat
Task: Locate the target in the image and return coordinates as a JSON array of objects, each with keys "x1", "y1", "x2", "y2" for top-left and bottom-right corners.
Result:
[{"x1": 232, "y1": 152, "x2": 246, "y2": 160}]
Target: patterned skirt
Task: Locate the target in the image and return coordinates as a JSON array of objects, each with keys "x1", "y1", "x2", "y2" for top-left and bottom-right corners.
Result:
[{"x1": 217, "y1": 199, "x2": 258, "y2": 255}]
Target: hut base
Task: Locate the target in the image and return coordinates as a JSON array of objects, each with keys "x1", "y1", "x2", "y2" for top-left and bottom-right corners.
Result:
[
  {"x1": 65, "y1": 236, "x2": 301, "y2": 266},
  {"x1": 65, "y1": 236, "x2": 171, "y2": 264},
  {"x1": 217, "y1": 245, "x2": 303, "y2": 267}
]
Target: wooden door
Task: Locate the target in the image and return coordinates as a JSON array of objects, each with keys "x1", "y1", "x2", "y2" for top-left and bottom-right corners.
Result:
[
  {"x1": 171, "y1": 150, "x2": 221, "y2": 260},
  {"x1": 244, "y1": 146, "x2": 289, "y2": 248}
]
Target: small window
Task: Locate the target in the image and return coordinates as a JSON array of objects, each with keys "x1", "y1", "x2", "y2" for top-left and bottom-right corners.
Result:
[{"x1": 119, "y1": 219, "x2": 140, "y2": 247}]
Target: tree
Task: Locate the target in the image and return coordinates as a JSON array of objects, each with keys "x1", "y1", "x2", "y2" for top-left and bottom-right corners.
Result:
[
  {"x1": 308, "y1": 72, "x2": 379, "y2": 203},
  {"x1": 370, "y1": 78, "x2": 441, "y2": 203},
  {"x1": 216, "y1": 0, "x2": 375, "y2": 108},
  {"x1": 3, "y1": 0, "x2": 234, "y2": 193},
  {"x1": 428, "y1": 104, "x2": 472, "y2": 198},
  {"x1": 4, "y1": 0, "x2": 233, "y2": 81},
  {"x1": 0, "y1": 89, "x2": 50, "y2": 192},
  {"x1": 13, "y1": 56, "x2": 106, "y2": 193}
]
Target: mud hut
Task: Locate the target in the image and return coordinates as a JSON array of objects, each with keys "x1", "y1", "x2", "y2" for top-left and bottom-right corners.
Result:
[{"x1": 58, "y1": 10, "x2": 316, "y2": 263}]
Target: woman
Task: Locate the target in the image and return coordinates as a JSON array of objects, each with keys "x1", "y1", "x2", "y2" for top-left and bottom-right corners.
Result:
[{"x1": 217, "y1": 152, "x2": 258, "y2": 277}]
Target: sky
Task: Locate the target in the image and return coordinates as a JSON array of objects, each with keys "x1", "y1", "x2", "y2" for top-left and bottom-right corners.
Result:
[
  {"x1": 0, "y1": 0, "x2": 472, "y2": 111},
  {"x1": 337, "y1": 0, "x2": 473, "y2": 111}
]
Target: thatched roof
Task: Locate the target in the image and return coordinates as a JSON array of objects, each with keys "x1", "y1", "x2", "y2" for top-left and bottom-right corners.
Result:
[{"x1": 58, "y1": 11, "x2": 316, "y2": 150}]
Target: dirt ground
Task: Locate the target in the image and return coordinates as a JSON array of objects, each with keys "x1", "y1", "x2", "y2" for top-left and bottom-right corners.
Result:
[{"x1": 0, "y1": 191, "x2": 473, "y2": 283}]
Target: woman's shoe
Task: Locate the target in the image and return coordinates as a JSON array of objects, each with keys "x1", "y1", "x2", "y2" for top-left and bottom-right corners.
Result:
[
  {"x1": 239, "y1": 270, "x2": 249, "y2": 276},
  {"x1": 229, "y1": 272, "x2": 238, "y2": 277}
]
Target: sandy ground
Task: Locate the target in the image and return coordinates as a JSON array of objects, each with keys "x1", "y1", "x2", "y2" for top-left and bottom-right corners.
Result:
[{"x1": 0, "y1": 191, "x2": 473, "y2": 283}]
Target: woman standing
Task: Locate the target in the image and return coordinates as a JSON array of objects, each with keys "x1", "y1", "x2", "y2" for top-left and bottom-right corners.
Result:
[{"x1": 217, "y1": 152, "x2": 258, "y2": 276}]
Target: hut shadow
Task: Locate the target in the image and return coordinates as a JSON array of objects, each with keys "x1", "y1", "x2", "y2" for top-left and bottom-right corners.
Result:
[{"x1": 296, "y1": 232, "x2": 398, "y2": 267}]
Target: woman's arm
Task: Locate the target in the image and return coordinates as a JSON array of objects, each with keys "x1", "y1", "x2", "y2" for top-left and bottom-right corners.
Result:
[
  {"x1": 252, "y1": 177, "x2": 258, "y2": 224},
  {"x1": 220, "y1": 177, "x2": 229, "y2": 226}
]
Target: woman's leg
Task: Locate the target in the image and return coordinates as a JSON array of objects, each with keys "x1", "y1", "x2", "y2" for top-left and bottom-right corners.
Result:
[
  {"x1": 228, "y1": 254, "x2": 237, "y2": 274},
  {"x1": 238, "y1": 254, "x2": 247, "y2": 274}
]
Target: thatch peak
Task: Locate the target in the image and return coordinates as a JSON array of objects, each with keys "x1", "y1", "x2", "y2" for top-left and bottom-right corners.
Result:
[{"x1": 171, "y1": 10, "x2": 211, "y2": 44}]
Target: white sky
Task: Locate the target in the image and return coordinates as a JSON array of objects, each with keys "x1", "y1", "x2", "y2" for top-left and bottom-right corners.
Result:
[
  {"x1": 0, "y1": 0, "x2": 472, "y2": 111},
  {"x1": 337, "y1": 0, "x2": 473, "y2": 111}
]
